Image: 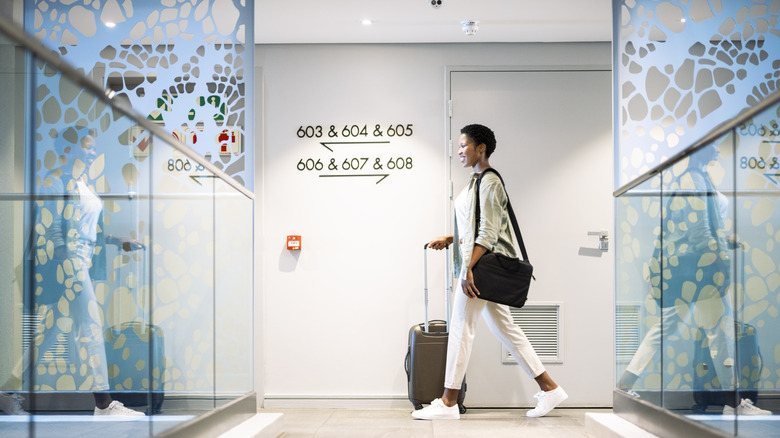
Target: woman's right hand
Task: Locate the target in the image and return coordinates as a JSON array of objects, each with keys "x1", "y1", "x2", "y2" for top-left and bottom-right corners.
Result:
[
  {"x1": 461, "y1": 269, "x2": 480, "y2": 298},
  {"x1": 428, "y1": 235, "x2": 453, "y2": 250}
]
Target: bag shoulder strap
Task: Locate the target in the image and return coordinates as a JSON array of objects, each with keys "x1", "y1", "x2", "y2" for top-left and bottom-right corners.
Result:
[{"x1": 475, "y1": 168, "x2": 530, "y2": 262}]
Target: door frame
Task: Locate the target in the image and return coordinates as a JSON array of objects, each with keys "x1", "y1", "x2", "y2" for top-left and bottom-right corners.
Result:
[{"x1": 444, "y1": 64, "x2": 614, "y2": 406}]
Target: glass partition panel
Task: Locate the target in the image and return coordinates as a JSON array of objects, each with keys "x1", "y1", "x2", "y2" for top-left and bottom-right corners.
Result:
[
  {"x1": 0, "y1": 27, "x2": 32, "y2": 435},
  {"x1": 659, "y1": 137, "x2": 737, "y2": 434},
  {"x1": 8, "y1": 45, "x2": 159, "y2": 435},
  {"x1": 732, "y1": 101, "x2": 780, "y2": 437},
  {"x1": 616, "y1": 174, "x2": 663, "y2": 406},
  {"x1": 49, "y1": 58, "x2": 158, "y2": 433},
  {"x1": 1, "y1": 16, "x2": 253, "y2": 438},
  {"x1": 214, "y1": 180, "x2": 253, "y2": 408},
  {"x1": 617, "y1": 97, "x2": 780, "y2": 437},
  {"x1": 148, "y1": 132, "x2": 217, "y2": 433}
]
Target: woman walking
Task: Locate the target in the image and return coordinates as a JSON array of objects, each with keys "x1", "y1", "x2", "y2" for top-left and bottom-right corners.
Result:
[{"x1": 412, "y1": 124, "x2": 567, "y2": 420}]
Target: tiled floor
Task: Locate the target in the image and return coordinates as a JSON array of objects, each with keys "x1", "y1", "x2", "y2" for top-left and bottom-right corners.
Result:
[{"x1": 263, "y1": 407, "x2": 612, "y2": 437}]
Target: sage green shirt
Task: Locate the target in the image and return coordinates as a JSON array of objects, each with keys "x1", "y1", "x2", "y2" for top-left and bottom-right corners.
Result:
[{"x1": 453, "y1": 170, "x2": 520, "y2": 281}]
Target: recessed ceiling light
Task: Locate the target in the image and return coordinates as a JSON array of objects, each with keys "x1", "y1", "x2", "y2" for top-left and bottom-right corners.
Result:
[
  {"x1": 105, "y1": 22, "x2": 117, "y2": 28},
  {"x1": 361, "y1": 19, "x2": 373, "y2": 26}
]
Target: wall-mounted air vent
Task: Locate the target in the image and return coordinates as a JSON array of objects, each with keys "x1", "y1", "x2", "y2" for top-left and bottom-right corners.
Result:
[
  {"x1": 22, "y1": 313, "x2": 70, "y2": 362},
  {"x1": 503, "y1": 302, "x2": 562, "y2": 364}
]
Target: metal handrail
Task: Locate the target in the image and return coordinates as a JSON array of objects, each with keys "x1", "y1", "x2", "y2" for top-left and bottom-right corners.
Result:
[
  {"x1": 613, "y1": 89, "x2": 780, "y2": 198},
  {"x1": 0, "y1": 14, "x2": 255, "y2": 200},
  {"x1": 0, "y1": 193, "x2": 249, "y2": 201},
  {"x1": 614, "y1": 190, "x2": 780, "y2": 198}
]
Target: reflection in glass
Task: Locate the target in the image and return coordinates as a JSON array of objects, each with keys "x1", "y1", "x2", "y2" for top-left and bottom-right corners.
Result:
[
  {"x1": 6, "y1": 130, "x2": 143, "y2": 416},
  {"x1": 616, "y1": 175, "x2": 664, "y2": 404},
  {"x1": 619, "y1": 144, "x2": 740, "y2": 404},
  {"x1": 1, "y1": 4, "x2": 255, "y2": 435},
  {"x1": 616, "y1": 106, "x2": 780, "y2": 436}
]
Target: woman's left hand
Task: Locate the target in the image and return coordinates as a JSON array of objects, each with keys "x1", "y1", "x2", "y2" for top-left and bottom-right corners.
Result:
[{"x1": 107, "y1": 235, "x2": 144, "y2": 252}]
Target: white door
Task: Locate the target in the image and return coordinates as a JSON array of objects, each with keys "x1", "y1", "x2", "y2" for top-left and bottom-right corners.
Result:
[{"x1": 448, "y1": 69, "x2": 614, "y2": 407}]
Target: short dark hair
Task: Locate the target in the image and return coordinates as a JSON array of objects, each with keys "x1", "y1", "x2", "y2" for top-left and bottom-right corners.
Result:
[{"x1": 460, "y1": 124, "x2": 496, "y2": 158}]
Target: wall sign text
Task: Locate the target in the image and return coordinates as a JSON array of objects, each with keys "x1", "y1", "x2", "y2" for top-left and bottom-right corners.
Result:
[
  {"x1": 295, "y1": 123, "x2": 415, "y2": 184},
  {"x1": 297, "y1": 124, "x2": 414, "y2": 139}
]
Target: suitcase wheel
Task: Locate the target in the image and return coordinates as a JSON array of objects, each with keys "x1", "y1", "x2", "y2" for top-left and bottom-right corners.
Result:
[
  {"x1": 459, "y1": 404, "x2": 467, "y2": 414},
  {"x1": 413, "y1": 404, "x2": 423, "y2": 411}
]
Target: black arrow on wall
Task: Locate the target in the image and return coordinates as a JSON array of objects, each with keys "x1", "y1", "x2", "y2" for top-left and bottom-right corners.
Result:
[{"x1": 319, "y1": 174, "x2": 390, "y2": 184}]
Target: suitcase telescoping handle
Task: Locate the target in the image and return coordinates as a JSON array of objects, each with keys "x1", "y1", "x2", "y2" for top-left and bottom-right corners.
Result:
[
  {"x1": 114, "y1": 243, "x2": 148, "y2": 326},
  {"x1": 423, "y1": 243, "x2": 451, "y2": 333}
]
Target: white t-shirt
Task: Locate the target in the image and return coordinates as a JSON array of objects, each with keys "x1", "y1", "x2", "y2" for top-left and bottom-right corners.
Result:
[
  {"x1": 454, "y1": 184, "x2": 470, "y2": 258},
  {"x1": 76, "y1": 179, "x2": 102, "y2": 243}
]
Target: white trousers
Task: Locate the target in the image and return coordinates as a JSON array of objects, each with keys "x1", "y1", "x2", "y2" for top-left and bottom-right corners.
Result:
[
  {"x1": 10, "y1": 241, "x2": 110, "y2": 391},
  {"x1": 444, "y1": 285, "x2": 545, "y2": 390}
]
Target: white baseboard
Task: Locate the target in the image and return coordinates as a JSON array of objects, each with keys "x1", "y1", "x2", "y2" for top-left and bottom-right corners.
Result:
[{"x1": 262, "y1": 395, "x2": 411, "y2": 410}]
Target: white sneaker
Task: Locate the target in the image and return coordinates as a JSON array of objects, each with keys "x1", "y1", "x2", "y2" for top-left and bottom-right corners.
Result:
[
  {"x1": 527, "y1": 386, "x2": 568, "y2": 418},
  {"x1": 411, "y1": 398, "x2": 460, "y2": 420},
  {"x1": 0, "y1": 393, "x2": 29, "y2": 415},
  {"x1": 723, "y1": 399, "x2": 771, "y2": 416},
  {"x1": 94, "y1": 400, "x2": 145, "y2": 416}
]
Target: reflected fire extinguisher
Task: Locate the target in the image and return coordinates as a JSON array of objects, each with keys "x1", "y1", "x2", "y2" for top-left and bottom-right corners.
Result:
[{"x1": 218, "y1": 129, "x2": 242, "y2": 156}]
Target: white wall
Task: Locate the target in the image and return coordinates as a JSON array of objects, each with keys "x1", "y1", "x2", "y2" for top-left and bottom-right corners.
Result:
[{"x1": 255, "y1": 42, "x2": 612, "y2": 407}]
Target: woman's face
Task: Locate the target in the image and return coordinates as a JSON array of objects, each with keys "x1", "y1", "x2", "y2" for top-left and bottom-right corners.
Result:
[
  {"x1": 74, "y1": 135, "x2": 97, "y2": 167},
  {"x1": 691, "y1": 144, "x2": 719, "y2": 169},
  {"x1": 702, "y1": 144, "x2": 719, "y2": 165},
  {"x1": 458, "y1": 133, "x2": 483, "y2": 168}
]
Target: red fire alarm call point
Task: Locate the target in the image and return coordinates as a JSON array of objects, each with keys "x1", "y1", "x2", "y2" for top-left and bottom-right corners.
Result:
[{"x1": 287, "y1": 235, "x2": 301, "y2": 250}]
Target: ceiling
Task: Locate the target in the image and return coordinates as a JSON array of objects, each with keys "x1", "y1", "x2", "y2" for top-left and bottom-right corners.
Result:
[{"x1": 254, "y1": 0, "x2": 613, "y2": 44}]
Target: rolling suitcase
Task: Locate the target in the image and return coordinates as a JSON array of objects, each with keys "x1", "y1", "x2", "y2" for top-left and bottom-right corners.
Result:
[
  {"x1": 405, "y1": 243, "x2": 466, "y2": 414},
  {"x1": 692, "y1": 321, "x2": 761, "y2": 412},
  {"x1": 104, "y1": 245, "x2": 166, "y2": 414},
  {"x1": 104, "y1": 321, "x2": 166, "y2": 414}
]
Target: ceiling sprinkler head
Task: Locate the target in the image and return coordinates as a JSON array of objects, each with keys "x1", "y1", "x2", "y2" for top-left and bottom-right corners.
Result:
[{"x1": 461, "y1": 21, "x2": 479, "y2": 36}]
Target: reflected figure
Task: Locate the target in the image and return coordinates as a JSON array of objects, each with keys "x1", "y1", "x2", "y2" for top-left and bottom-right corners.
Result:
[
  {"x1": 1, "y1": 133, "x2": 143, "y2": 416},
  {"x1": 618, "y1": 145, "x2": 770, "y2": 415}
]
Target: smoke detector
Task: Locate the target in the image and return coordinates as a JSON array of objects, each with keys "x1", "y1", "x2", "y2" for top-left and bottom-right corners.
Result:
[{"x1": 461, "y1": 21, "x2": 479, "y2": 36}]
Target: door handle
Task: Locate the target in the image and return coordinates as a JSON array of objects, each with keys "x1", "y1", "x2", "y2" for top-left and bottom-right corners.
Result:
[{"x1": 588, "y1": 231, "x2": 609, "y2": 251}]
